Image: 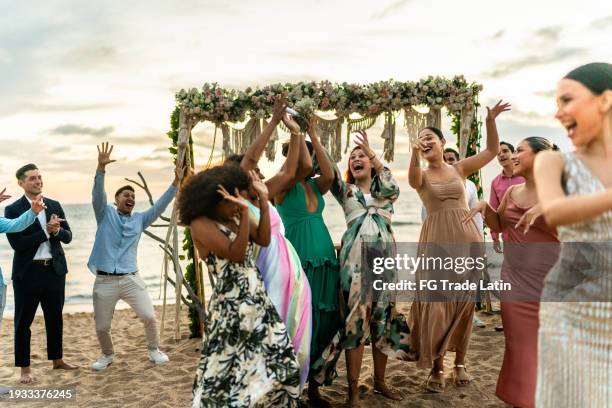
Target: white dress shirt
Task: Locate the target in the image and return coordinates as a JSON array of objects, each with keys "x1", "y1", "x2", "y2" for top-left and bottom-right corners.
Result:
[{"x1": 25, "y1": 196, "x2": 53, "y2": 260}]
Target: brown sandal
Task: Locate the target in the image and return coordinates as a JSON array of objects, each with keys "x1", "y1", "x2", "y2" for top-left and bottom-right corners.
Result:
[
  {"x1": 426, "y1": 369, "x2": 445, "y2": 393},
  {"x1": 452, "y1": 365, "x2": 471, "y2": 386},
  {"x1": 373, "y1": 377, "x2": 403, "y2": 401}
]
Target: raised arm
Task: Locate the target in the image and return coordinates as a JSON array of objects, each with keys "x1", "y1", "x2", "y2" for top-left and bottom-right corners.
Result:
[
  {"x1": 141, "y1": 167, "x2": 182, "y2": 228},
  {"x1": 408, "y1": 138, "x2": 428, "y2": 189},
  {"x1": 456, "y1": 100, "x2": 509, "y2": 178},
  {"x1": 93, "y1": 142, "x2": 116, "y2": 223},
  {"x1": 310, "y1": 116, "x2": 334, "y2": 195},
  {"x1": 247, "y1": 170, "x2": 271, "y2": 246},
  {"x1": 285, "y1": 114, "x2": 313, "y2": 181},
  {"x1": 240, "y1": 97, "x2": 286, "y2": 171},
  {"x1": 535, "y1": 151, "x2": 612, "y2": 227},
  {"x1": 265, "y1": 116, "x2": 302, "y2": 198},
  {"x1": 354, "y1": 131, "x2": 399, "y2": 201}
]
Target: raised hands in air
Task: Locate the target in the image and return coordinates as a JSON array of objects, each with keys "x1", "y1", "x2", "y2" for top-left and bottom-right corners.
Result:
[
  {"x1": 282, "y1": 113, "x2": 301, "y2": 135},
  {"x1": 354, "y1": 130, "x2": 375, "y2": 159},
  {"x1": 97, "y1": 142, "x2": 116, "y2": 171},
  {"x1": 248, "y1": 170, "x2": 269, "y2": 202},
  {"x1": 271, "y1": 96, "x2": 288, "y2": 123},
  {"x1": 486, "y1": 100, "x2": 511, "y2": 121}
]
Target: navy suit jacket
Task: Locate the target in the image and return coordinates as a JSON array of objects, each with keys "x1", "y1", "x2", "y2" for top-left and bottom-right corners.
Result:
[{"x1": 4, "y1": 196, "x2": 72, "y2": 280}]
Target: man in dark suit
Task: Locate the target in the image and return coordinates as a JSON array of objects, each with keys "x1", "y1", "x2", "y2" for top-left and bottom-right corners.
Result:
[{"x1": 5, "y1": 163, "x2": 77, "y2": 383}]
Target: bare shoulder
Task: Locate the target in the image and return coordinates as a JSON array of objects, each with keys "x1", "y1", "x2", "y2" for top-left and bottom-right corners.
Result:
[
  {"x1": 190, "y1": 217, "x2": 215, "y2": 234},
  {"x1": 534, "y1": 150, "x2": 564, "y2": 174}
]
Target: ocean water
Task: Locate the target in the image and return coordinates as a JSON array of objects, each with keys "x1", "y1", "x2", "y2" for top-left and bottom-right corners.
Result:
[{"x1": 0, "y1": 182, "x2": 425, "y2": 314}]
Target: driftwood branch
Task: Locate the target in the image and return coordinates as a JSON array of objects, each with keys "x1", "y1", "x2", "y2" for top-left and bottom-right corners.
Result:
[
  {"x1": 160, "y1": 244, "x2": 206, "y2": 324},
  {"x1": 144, "y1": 230, "x2": 171, "y2": 247},
  {"x1": 165, "y1": 277, "x2": 191, "y2": 306},
  {"x1": 129, "y1": 162, "x2": 204, "y2": 339}
]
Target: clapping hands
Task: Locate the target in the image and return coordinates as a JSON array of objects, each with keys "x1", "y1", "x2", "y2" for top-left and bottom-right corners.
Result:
[
  {"x1": 0, "y1": 187, "x2": 11, "y2": 204},
  {"x1": 46, "y1": 214, "x2": 65, "y2": 235},
  {"x1": 30, "y1": 195, "x2": 46, "y2": 214}
]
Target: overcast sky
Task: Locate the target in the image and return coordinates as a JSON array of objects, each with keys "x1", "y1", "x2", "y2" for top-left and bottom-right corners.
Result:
[{"x1": 0, "y1": 0, "x2": 610, "y2": 203}]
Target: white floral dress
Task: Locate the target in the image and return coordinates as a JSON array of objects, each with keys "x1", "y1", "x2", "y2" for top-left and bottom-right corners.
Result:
[{"x1": 192, "y1": 223, "x2": 300, "y2": 408}]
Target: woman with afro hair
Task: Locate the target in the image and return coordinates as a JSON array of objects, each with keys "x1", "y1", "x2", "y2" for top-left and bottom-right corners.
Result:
[{"x1": 180, "y1": 164, "x2": 300, "y2": 408}]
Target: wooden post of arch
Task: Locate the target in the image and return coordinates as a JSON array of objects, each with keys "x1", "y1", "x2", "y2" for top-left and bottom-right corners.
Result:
[{"x1": 161, "y1": 108, "x2": 191, "y2": 341}]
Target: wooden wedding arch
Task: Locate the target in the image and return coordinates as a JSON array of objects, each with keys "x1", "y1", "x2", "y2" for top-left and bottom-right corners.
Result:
[{"x1": 159, "y1": 76, "x2": 484, "y2": 338}]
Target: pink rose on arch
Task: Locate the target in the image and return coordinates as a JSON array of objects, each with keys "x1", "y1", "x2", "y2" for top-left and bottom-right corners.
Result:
[{"x1": 321, "y1": 97, "x2": 330, "y2": 109}]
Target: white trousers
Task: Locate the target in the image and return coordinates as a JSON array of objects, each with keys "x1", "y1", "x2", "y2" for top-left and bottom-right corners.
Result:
[{"x1": 93, "y1": 273, "x2": 158, "y2": 355}]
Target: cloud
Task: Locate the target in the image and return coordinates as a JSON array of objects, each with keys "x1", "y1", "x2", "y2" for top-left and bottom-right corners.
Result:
[
  {"x1": 484, "y1": 47, "x2": 587, "y2": 78},
  {"x1": 268, "y1": 48, "x2": 347, "y2": 61},
  {"x1": 51, "y1": 146, "x2": 71, "y2": 154},
  {"x1": 534, "y1": 89, "x2": 556, "y2": 98},
  {"x1": 16, "y1": 102, "x2": 122, "y2": 116},
  {"x1": 490, "y1": 30, "x2": 505, "y2": 40},
  {"x1": 63, "y1": 45, "x2": 117, "y2": 70},
  {"x1": 534, "y1": 26, "x2": 562, "y2": 42},
  {"x1": 50, "y1": 124, "x2": 115, "y2": 137},
  {"x1": 370, "y1": 0, "x2": 412, "y2": 20},
  {"x1": 590, "y1": 15, "x2": 612, "y2": 30}
]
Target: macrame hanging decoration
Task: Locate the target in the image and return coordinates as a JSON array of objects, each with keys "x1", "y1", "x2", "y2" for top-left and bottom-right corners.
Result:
[
  {"x1": 230, "y1": 125, "x2": 245, "y2": 154},
  {"x1": 459, "y1": 106, "x2": 474, "y2": 159},
  {"x1": 229, "y1": 117, "x2": 262, "y2": 154},
  {"x1": 262, "y1": 118, "x2": 278, "y2": 161},
  {"x1": 243, "y1": 117, "x2": 261, "y2": 153},
  {"x1": 427, "y1": 107, "x2": 442, "y2": 129},
  {"x1": 403, "y1": 107, "x2": 428, "y2": 150},
  {"x1": 315, "y1": 115, "x2": 344, "y2": 162},
  {"x1": 346, "y1": 115, "x2": 377, "y2": 153},
  {"x1": 380, "y1": 111, "x2": 396, "y2": 162},
  {"x1": 221, "y1": 123, "x2": 232, "y2": 159}
]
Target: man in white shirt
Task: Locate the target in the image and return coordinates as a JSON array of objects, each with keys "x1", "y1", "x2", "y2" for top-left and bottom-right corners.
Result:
[{"x1": 5, "y1": 164, "x2": 76, "y2": 383}]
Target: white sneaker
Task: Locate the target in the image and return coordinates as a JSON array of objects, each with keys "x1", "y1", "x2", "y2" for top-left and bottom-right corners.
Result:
[
  {"x1": 473, "y1": 316, "x2": 486, "y2": 328},
  {"x1": 92, "y1": 354, "x2": 114, "y2": 371},
  {"x1": 148, "y1": 349, "x2": 169, "y2": 365}
]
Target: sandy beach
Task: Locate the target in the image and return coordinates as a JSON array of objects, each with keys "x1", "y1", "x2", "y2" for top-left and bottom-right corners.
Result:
[{"x1": 0, "y1": 303, "x2": 507, "y2": 407}]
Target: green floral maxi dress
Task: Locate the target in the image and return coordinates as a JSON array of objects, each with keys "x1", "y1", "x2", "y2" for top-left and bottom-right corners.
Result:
[
  {"x1": 310, "y1": 167, "x2": 415, "y2": 385},
  {"x1": 192, "y1": 223, "x2": 300, "y2": 408}
]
